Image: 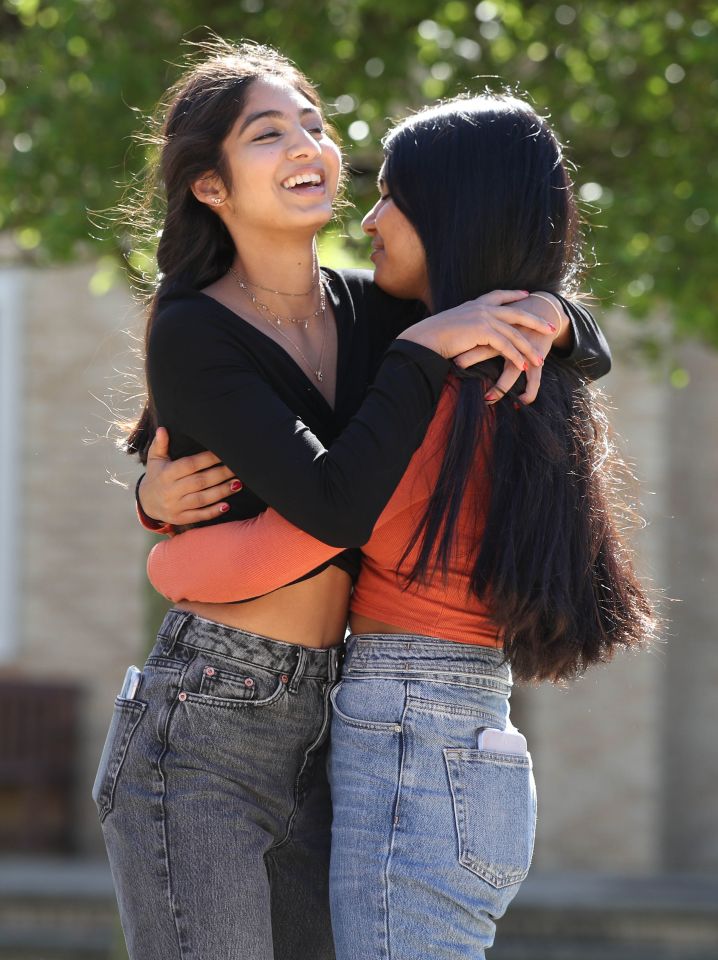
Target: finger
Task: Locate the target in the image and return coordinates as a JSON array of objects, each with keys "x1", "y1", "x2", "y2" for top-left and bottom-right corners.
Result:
[
  {"x1": 488, "y1": 325, "x2": 543, "y2": 368},
  {"x1": 477, "y1": 289, "x2": 530, "y2": 306},
  {"x1": 453, "y1": 346, "x2": 498, "y2": 368},
  {"x1": 483, "y1": 330, "x2": 533, "y2": 372},
  {"x1": 165, "y1": 449, "x2": 225, "y2": 481},
  {"x1": 175, "y1": 464, "x2": 236, "y2": 496},
  {"x1": 174, "y1": 502, "x2": 232, "y2": 525},
  {"x1": 147, "y1": 426, "x2": 171, "y2": 462},
  {"x1": 486, "y1": 362, "x2": 521, "y2": 403},
  {"x1": 518, "y1": 364, "x2": 542, "y2": 405},
  {"x1": 494, "y1": 306, "x2": 557, "y2": 336},
  {"x1": 179, "y1": 479, "x2": 242, "y2": 509}
]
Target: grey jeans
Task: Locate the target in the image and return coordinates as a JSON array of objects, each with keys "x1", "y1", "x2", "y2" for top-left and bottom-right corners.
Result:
[{"x1": 93, "y1": 609, "x2": 339, "y2": 960}]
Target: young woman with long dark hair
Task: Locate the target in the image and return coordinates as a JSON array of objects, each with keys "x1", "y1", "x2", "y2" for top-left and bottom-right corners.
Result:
[
  {"x1": 139, "y1": 94, "x2": 652, "y2": 959},
  {"x1": 92, "y1": 40, "x2": 612, "y2": 960}
]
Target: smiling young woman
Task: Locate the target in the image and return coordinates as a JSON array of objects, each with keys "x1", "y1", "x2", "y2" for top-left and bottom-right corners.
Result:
[{"x1": 93, "y1": 39, "x2": 613, "y2": 960}]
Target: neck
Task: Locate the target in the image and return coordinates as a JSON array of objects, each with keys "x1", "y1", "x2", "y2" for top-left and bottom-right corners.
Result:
[{"x1": 231, "y1": 228, "x2": 319, "y2": 295}]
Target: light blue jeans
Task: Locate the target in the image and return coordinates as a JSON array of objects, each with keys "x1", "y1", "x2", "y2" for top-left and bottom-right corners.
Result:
[{"x1": 328, "y1": 633, "x2": 537, "y2": 960}]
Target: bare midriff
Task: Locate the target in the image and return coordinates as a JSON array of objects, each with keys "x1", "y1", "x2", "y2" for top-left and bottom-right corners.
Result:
[{"x1": 176, "y1": 564, "x2": 351, "y2": 649}]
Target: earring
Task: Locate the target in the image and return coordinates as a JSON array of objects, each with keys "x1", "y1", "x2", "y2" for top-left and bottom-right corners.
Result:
[{"x1": 212, "y1": 198, "x2": 222, "y2": 205}]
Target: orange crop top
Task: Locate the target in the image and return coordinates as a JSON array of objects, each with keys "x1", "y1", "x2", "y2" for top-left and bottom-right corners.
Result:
[{"x1": 147, "y1": 379, "x2": 501, "y2": 648}]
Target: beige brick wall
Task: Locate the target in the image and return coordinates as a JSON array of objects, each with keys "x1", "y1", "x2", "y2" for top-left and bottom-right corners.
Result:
[
  {"x1": 12, "y1": 262, "x2": 149, "y2": 855},
  {"x1": 517, "y1": 322, "x2": 718, "y2": 873}
]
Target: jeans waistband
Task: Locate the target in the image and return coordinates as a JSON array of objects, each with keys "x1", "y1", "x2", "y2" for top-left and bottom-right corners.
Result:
[
  {"x1": 157, "y1": 608, "x2": 341, "y2": 687},
  {"x1": 343, "y1": 633, "x2": 510, "y2": 688}
]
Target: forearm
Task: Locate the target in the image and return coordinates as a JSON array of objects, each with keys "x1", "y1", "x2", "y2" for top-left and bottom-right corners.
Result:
[{"x1": 147, "y1": 511, "x2": 341, "y2": 603}]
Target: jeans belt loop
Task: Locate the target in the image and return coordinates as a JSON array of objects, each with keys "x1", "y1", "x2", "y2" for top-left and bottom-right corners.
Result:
[
  {"x1": 160, "y1": 610, "x2": 193, "y2": 657},
  {"x1": 328, "y1": 646, "x2": 342, "y2": 685},
  {"x1": 288, "y1": 646, "x2": 308, "y2": 694}
]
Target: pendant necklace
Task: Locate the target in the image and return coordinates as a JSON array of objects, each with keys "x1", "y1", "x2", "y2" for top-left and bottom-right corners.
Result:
[
  {"x1": 228, "y1": 267, "x2": 321, "y2": 329},
  {"x1": 228, "y1": 267, "x2": 327, "y2": 383}
]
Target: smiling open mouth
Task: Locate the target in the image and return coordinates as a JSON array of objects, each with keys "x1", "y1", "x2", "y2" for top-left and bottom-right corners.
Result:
[{"x1": 281, "y1": 172, "x2": 324, "y2": 190}]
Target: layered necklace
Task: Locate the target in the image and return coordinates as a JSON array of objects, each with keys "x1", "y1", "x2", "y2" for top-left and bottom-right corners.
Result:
[{"x1": 228, "y1": 266, "x2": 328, "y2": 383}]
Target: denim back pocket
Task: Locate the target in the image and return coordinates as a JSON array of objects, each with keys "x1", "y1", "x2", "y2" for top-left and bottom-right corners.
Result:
[
  {"x1": 444, "y1": 748, "x2": 536, "y2": 888},
  {"x1": 92, "y1": 697, "x2": 146, "y2": 823}
]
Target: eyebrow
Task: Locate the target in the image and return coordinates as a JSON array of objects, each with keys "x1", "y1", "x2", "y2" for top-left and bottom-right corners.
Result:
[{"x1": 239, "y1": 107, "x2": 320, "y2": 135}]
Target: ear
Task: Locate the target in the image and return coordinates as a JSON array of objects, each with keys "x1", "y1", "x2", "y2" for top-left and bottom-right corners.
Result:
[{"x1": 191, "y1": 172, "x2": 226, "y2": 208}]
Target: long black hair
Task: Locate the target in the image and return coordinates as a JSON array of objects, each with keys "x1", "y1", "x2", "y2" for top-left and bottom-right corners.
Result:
[
  {"x1": 124, "y1": 38, "x2": 336, "y2": 461},
  {"x1": 384, "y1": 94, "x2": 654, "y2": 682}
]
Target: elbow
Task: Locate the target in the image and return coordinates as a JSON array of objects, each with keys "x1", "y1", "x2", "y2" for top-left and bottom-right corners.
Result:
[
  {"x1": 307, "y1": 514, "x2": 373, "y2": 549},
  {"x1": 592, "y1": 348, "x2": 612, "y2": 380}
]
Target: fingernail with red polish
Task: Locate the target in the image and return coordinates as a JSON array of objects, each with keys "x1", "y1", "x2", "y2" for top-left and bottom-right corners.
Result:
[
  {"x1": 220, "y1": 503, "x2": 230, "y2": 513},
  {"x1": 537, "y1": 355, "x2": 544, "y2": 365},
  {"x1": 484, "y1": 391, "x2": 496, "y2": 403},
  {"x1": 230, "y1": 480, "x2": 243, "y2": 492},
  {"x1": 522, "y1": 361, "x2": 529, "y2": 372},
  {"x1": 547, "y1": 322, "x2": 557, "y2": 332}
]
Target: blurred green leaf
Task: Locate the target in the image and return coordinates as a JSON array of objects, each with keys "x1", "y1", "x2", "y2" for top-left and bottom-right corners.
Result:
[{"x1": 2, "y1": 0, "x2": 717, "y2": 343}]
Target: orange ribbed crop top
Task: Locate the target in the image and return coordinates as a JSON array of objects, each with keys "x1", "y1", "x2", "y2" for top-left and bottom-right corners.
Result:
[{"x1": 146, "y1": 379, "x2": 501, "y2": 648}]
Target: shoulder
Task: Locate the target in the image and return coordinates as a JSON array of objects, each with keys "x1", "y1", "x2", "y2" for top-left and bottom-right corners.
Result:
[
  {"x1": 150, "y1": 287, "x2": 236, "y2": 354},
  {"x1": 147, "y1": 288, "x2": 254, "y2": 389}
]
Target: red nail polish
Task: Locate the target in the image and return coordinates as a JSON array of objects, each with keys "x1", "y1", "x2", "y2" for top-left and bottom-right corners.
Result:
[
  {"x1": 230, "y1": 480, "x2": 242, "y2": 492},
  {"x1": 548, "y1": 323, "x2": 557, "y2": 332},
  {"x1": 484, "y1": 392, "x2": 496, "y2": 403},
  {"x1": 537, "y1": 355, "x2": 544, "y2": 365},
  {"x1": 220, "y1": 503, "x2": 230, "y2": 513},
  {"x1": 522, "y1": 361, "x2": 528, "y2": 372}
]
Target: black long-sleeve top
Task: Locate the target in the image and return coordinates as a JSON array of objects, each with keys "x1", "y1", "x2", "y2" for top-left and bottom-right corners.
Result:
[{"x1": 147, "y1": 269, "x2": 610, "y2": 568}]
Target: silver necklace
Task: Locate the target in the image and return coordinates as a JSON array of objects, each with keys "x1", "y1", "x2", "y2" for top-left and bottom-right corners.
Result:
[
  {"x1": 231, "y1": 265, "x2": 320, "y2": 298},
  {"x1": 233, "y1": 270, "x2": 328, "y2": 383},
  {"x1": 228, "y1": 267, "x2": 322, "y2": 328},
  {"x1": 273, "y1": 282, "x2": 328, "y2": 383}
]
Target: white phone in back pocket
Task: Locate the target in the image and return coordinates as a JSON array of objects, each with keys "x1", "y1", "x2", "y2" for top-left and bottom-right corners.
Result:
[
  {"x1": 478, "y1": 726, "x2": 528, "y2": 756},
  {"x1": 119, "y1": 665, "x2": 142, "y2": 700}
]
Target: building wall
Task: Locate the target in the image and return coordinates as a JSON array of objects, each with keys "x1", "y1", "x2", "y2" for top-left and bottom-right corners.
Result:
[
  {"x1": 4, "y1": 262, "x2": 717, "y2": 870},
  {"x1": 518, "y1": 323, "x2": 718, "y2": 874},
  {"x1": 7, "y1": 261, "x2": 148, "y2": 855}
]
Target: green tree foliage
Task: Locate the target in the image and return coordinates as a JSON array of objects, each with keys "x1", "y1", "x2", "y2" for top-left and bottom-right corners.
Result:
[{"x1": 2, "y1": 0, "x2": 717, "y2": 341}]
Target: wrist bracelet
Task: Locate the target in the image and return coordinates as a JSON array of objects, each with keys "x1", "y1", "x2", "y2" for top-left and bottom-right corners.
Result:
[{"x1": 531, "y1": 292, "x2": 565, "y2": 339}]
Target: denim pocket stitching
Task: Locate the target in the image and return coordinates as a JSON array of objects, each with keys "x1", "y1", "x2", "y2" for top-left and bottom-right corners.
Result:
[
  {"x1": 444, "y1": 748, "x2": 536, "y2": 889},
  {"x1": 329, "y1": 682, "x2": 403, "y2": 732},
  {"x1": 93, "y1": 698, "x2": 147, "y2": 823},
  {"x1": 180, "y1": 678, "x2": 287, "y2": 710}
]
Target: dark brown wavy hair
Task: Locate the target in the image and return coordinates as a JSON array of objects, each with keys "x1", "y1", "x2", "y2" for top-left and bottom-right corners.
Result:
[
  {"x1": 386, "y1": 94, "x2": 656, "y2": 682},
  {"x1": 124, "y1": 38, "x2": 336, "y2": 461}
]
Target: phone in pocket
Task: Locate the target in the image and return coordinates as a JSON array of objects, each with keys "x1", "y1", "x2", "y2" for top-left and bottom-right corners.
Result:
[
  {"x1": 478, "y1": 726, "x2": 528, "y2": 756},
  {"x1": 119, "y1": 665, "x2": 143, "y2": 701}
]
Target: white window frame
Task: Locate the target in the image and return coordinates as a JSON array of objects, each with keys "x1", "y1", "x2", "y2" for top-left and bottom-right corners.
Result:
[{"x1": 0, "y1": 266, "x2": 22, "y2": 661}]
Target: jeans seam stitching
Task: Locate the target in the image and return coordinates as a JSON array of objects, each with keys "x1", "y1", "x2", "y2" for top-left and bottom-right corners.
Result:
[
  {"x1": 158, "y1": 658, "x2": 193, "y2": 959},
  {"x1": 384, "y1": 682, "x2": 408, "y2": 960},
  {"x1": 271, "y1": 682, "x2": 331, "y2": 852}
]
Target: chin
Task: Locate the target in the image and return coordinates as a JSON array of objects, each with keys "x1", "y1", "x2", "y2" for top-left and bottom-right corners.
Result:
[{"x1": 372, "y1": 267, "x2": 420, "y2": 302}]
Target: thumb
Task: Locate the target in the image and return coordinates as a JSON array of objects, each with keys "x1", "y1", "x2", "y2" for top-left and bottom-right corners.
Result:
[{"x1": 148, "y1": 426, "x2": 171, "y2": 461}]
